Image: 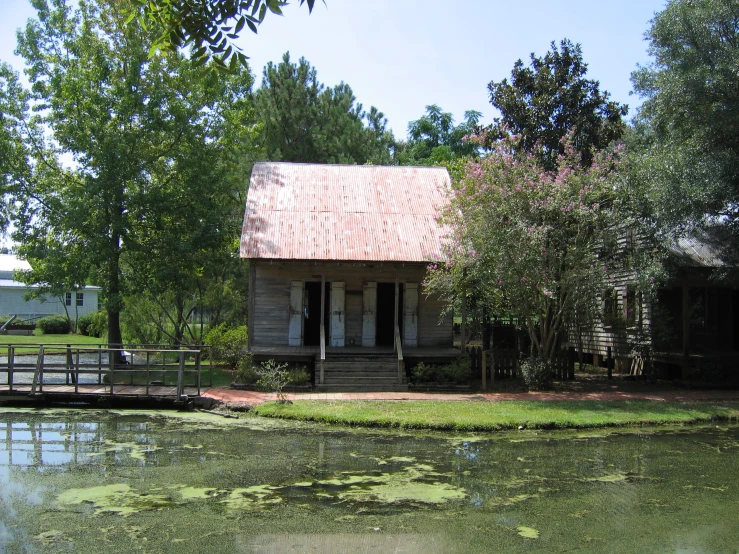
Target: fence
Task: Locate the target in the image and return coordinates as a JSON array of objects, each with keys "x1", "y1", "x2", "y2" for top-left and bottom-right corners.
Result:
[
  {"x1": 1, "y1": 344, "x2": 205, "y2": 401},
  {"x1": 465, "y1": 346, "x2": 576, "y2": 385}
]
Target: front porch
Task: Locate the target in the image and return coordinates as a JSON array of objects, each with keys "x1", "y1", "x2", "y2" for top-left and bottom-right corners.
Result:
[{"x1": 251, "y1": 345, "x2": 462, "y2": 391}]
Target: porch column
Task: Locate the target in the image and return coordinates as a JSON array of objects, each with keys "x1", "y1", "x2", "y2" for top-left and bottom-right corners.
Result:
[
  {"x1": 394, "y1": 277, "x2": 399, "y2": 339},
  {"x1": 320, "y1": 274, "x2": 325, "y2": 385}
]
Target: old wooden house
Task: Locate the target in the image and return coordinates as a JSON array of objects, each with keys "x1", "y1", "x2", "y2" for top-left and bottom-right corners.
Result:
[
  {"x1": 240, "y1": 162, "x2": 457, "y2": 390},
  {"x1": 575, "y1": 228, "x2": 739, "y2": 379}
]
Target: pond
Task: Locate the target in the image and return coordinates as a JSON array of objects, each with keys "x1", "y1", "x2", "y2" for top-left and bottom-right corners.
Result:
[{"x1": 1, "y1": 408, "x2": 737, "y2": 553}]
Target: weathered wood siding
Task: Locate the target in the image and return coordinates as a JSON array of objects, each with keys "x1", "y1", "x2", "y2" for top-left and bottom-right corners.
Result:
[{"x1": 250, "y1": 260, "x2": 452, "y2": 348}]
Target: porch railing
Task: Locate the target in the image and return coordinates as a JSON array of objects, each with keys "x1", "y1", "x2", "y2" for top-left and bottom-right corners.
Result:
[
  {"x1": 394, "y1": 324, "x2": 404, "y2": 384},
  {"x1": 319, "y1": 323, "x2": 326, "y2": 385}
]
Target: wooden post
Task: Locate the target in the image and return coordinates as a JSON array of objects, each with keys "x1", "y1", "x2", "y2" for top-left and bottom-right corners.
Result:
[
  {"x1": 320, "y1": 274, "x2": 325, "y2": 385},
  {"x1": 177, "y1": 350, "x2": 185, "y2": 400},
  {"x1": 394, "y1": 277, "x2": 399, "y2": 348},
  {"x1": 460, "y1": 280, "x2": 467, "y2": 354},
  {"x1": 482, "y1": 349, "x2": 487, "y2": 391},
  {"x1": 607, "y1": 346, "x2": 613, "y2": 380},
  {"x1": 74, "y1": 348, "x2": 80, "y2": 394},
  {"x1": 490, "y1": 349, "x2": 495, "y2": 386},
  {"x1": 568, "y1": 346, "x2": 576, "y2": 380},
  {"x1": 66, "y1": 344, "x2": 76, "y2": 385},
  {"x1": 8, "y1": 346, "x2": 14, "y2": 392},
  {"x1": 32, "y1": 346, "x2": 44, "y2": 395},
  {"x1": 146, "y1": 350, "x2": 151, "y2": 397},
  {"x1": 196, "y1": 351, "x2": 201, "y2": 396}
]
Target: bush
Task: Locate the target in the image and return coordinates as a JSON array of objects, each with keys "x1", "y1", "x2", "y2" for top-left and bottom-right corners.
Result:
[
  {"x1": 411, "y1": 357, "x2": 471, "y2": 384},
  {"x1": 287, "y1": 366, "x2": 311, "y2": 386},
  {"x1": 77, "y1": 311, "x2": 107, "y2": 337},
  {"x1": 235, "y1": 354, "x2": 259, "y2": 384},
  {"x1": 205, "y1": 323, "x2": 248, "y2": 369},
  {"x1": 257, "y1": 359, "x2": 290, "y2": 402},
  {"x1": 36, "y1": 314, "x2": 70, "y2": 335},
  {"x1": 520, "y1": 356, "x2": 551, "y2": 391}
]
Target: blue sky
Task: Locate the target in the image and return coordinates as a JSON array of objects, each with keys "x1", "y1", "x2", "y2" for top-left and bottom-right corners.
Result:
[{"x1": 0, "y1": 0, "x2": 666, "y2": 137}]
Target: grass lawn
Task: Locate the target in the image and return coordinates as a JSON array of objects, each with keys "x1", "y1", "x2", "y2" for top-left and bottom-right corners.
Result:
[
  {"x1": 254, "y1": 399, "x2": 739, "y2": 431},
  {"x1": 0, "y1": 333, "x2": 105, "y2": 352}
]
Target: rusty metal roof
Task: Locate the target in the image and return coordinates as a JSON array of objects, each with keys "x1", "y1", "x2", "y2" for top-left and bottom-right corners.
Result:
[{"x1": 241, "y1": 163, "x2": 451, "y2": 262}]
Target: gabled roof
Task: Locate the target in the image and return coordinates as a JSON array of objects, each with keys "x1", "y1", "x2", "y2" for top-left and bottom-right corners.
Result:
[{"x1": 240, "y1": 162, "x2": 451, "y2": 262}]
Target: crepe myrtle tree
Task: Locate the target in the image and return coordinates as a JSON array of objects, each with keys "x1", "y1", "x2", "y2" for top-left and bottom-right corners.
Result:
[{"x1": 426, "y1": 130, "x2": 658, "y2": 365}]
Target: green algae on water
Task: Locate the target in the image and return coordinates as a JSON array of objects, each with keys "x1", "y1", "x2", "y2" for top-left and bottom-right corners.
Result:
[{"x1": 57, "y1": 484, "x2": 171, "y2": 516}]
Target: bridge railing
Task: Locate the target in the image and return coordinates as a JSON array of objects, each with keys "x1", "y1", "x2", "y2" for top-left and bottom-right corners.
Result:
[{"x1": 2, "y1": 345, "x2": 203, "y2": 400}]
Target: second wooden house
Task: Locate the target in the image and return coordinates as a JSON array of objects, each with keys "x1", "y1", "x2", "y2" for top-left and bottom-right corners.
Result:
[{"x1": 241, "y1": 162, "x2": 457, "y2": 390}]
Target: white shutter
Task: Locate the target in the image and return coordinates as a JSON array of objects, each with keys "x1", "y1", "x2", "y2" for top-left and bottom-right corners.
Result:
[
  {"x1": 403, "y1": 283, "x2": 419, "y2": 347},
  {"x1": 330, "y1": 281, "x2": 345, "y2": 347},
  {"x1": 362, "y1": 282, "x2": 377, "y2": 347},
  {"x1": 288, "y1": 281, "x2": 304, "y2": 347}
]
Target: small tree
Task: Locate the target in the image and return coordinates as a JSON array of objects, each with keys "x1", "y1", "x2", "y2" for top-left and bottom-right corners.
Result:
[
  {"x1": 426, "y1": 131, "x2": 657, "y2": 367},
  {"x1": 257, "y1": 360, "x2": 291, "y2": 403}
]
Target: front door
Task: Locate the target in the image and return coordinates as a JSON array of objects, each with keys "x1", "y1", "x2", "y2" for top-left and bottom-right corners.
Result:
[
  {"x1": 288, "y1": 280, "x2": 303, "y2": 347},
  {"x1": 362, "y1": 282, "x2": 377, "y2": 347}
]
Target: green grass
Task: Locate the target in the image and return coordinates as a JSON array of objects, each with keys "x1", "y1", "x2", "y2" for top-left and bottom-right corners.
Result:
[
  {"x1": 0, "y1": 333, "x2": 105, "y2": 352},
  {"x1": 253, "y1": 400, "x2": 739, "y2": 431}
]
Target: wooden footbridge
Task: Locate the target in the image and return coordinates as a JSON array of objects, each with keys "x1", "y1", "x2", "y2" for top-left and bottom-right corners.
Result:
[{"x1": 0, "y1": 344, "x2": 207, "y2": 406}]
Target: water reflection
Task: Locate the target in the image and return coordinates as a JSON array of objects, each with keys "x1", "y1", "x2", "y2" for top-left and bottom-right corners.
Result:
[{"x1": 0, "y1": 411, "x2": 737, "y2": 553}]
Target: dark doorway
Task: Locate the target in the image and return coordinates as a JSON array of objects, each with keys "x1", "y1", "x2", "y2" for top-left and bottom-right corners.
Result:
[
  {"x1": 304, "y1": 282, "x2": 329, "y2": 346},
  {"x1": 376, "y1": 283, "x2": 402, "y2": 347}
]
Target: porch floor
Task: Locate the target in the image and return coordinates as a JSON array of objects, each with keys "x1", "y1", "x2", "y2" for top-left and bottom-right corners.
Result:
[{"x1": 250, "y1": 345, "x2": 460, "y2": 359}]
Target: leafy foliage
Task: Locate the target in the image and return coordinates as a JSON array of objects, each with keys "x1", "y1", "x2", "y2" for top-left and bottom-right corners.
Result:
[
  {"x1": 287, "y1": 366, "x2": 311, "y2": 386},
  {"x1": 257, "y1": 359, "x2": 291, "y2": 402},
  {"x1": 519, "y1": 356, "x2": 551, "y2": 391},
  {"x1": 128, "y1": 0, "x2": 321, "y2": 70},
  {"x1": 396, "y1": 105, "x2": 482, "y2": 165},
  {"x1": 410, "y1": 357, "x2": 471, "y2": 384},
  {"x1": 488, "y1": 39, "x2": 627, "y2": 169},
  {"x1": 9, "y1": 0, "x2": 256, "y2": 347},
  {"x1": 205, "y1": 323, "x2": 248, "y2": 369},
  {"x1": 36, "y1": 315, "x2": 70, "y2": 335},
  {"x1": 630, "y1": 0, "x2": 739, "y2": 268},
  {"x1": 255, "y1": 52, "x2": 394, "y2": 164},
  {"x1": 77, "y1": 311, "x2": 108, "y2": 338},
  {"x1": 426, "y1": 131, "x2": 660, "y2": 364}
]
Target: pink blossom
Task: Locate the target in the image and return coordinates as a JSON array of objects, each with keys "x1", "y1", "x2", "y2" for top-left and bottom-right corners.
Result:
[
  {"x1": 469, "y1": 249, "x2": 477, "y2": 258},
  {"x1": 543, "y1": 290, "x2": 552, "y2": 296}
]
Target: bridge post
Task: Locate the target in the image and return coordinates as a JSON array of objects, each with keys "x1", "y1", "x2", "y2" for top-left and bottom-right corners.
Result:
[{"x1": 176, "y1": 350, "x2": 185, "y2": 400}]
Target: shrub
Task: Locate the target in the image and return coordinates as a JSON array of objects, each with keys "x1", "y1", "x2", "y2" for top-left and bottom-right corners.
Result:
[
  {"x1": 235, "y1": 354, "x2": 259, "y2": 384},
  {"x1": 411, "y1": 357, "x2": 471, "y2": 384},
  {"x1": 78, "y1": 311, "x2": 107, "y2": 337},
  {"x1": 77, "y1": 313, "x2": 94, "y2": 336},
  {"x1": 257, "y1": 359, "x2": 290, "y2": 402},
  {"x1": 520, "y1": 356, "x2": 551, "y2": 391},
  {"x1": 205, "y1": 323, "x2": 248, "y2": 369},
  {"x1": 36, "y1": 314, "x2": 70, "y2": 335},
  {"x1": 287, "y1": 366, "x2": 311, "y2": 386}
]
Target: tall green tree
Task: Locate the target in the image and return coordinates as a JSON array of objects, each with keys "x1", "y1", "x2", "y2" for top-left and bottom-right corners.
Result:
[
  {"x1": 488, "y1": 39, "x2": 628, "y2": 169},
  {"x1": 426, "y1": 131, "x2": 659, "y2": 365},
  {"x1": 630, "y1": 0, "x2": 739, "y2": 264},
  {"x1": 11, "y1": 0, "x2": 256, "y2": 346},
  {"x1": 255, "y1": 52, "x2": 394, "y2": 164},
  {"x1": 129, "y1": 0, "x2": 322, "y2": 69},
  {"x1": 396, "y1": 105, "x2": 482, "y2": 165}
]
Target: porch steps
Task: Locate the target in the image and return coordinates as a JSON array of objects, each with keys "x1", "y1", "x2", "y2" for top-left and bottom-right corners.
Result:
[{"x1": 315, "y1": 354, "x2": 407, "y2": 392}]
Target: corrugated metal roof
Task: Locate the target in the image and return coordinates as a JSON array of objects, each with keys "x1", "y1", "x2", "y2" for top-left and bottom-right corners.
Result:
[
  {"x1": 241, "y1": 163, "x2": 451, "y2": 262},
  {"x1": 666, "y1": 228, "x2": 726, "y2": 267}
]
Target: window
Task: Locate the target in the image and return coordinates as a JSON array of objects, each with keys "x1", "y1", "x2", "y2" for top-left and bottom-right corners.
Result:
[
  {"x1": 65, "y1": 292, "x2": 72, "y2": 306},
  {"x1": 76, "y1": 292, "x2": 84, "y2": 307},
  {"x1": 625, "y1": 287, "x2": 642, "y2": 327},
  {"x1": 602, "y1": 288, "x2": 618, "y2": 326}
]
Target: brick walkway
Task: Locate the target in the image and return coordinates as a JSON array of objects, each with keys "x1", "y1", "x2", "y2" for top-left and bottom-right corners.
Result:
[{"x1": 202, "y1": 386, "x2": 739, "y2": 407}]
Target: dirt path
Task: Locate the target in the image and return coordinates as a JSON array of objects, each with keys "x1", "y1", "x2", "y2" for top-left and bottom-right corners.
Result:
[{"x1": 202, "y1": 376, "x2": 739, "y2": 407}]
